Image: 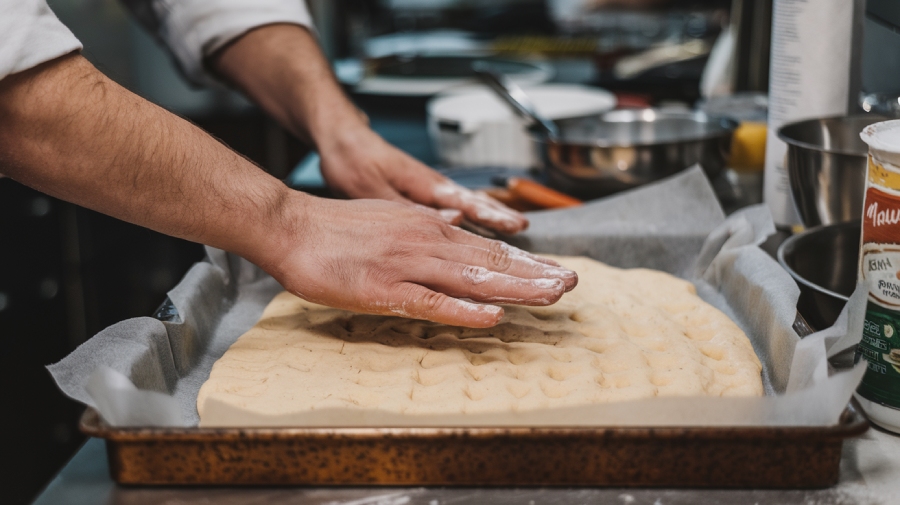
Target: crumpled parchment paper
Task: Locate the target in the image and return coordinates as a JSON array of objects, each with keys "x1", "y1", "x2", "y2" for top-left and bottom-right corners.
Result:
[{"x1": 48, "y1": 165, "x2": 866, "y2": 427}]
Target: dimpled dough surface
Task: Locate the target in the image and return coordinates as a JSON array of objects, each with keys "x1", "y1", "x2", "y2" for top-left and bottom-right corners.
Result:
[{"x1": 197, "y1": 256, "x2": 763, "y2": 421}]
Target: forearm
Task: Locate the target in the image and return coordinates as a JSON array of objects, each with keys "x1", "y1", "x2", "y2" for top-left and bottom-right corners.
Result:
[
  {"x1": 0, "y1": 54, "x2": 302, "y2": 271},
  {"x1": 0, "y1": 52, "x2": 572, "y2": 328},
  {"x1": 210, "y1": 24, "x2": 364, "y2": 149}
]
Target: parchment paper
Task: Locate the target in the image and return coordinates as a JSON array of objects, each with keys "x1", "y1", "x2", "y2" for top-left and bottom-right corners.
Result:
[{"x1": 47, "y1": 165, "x2": 866, "y2": 427}]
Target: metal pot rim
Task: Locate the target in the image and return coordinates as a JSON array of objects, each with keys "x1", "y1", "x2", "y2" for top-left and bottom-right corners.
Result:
[
  {"x1": 776, "y1": 115, "x2": 887, "y2": 157},
  {"x1": 533, "y1": 134, "x2": 734, "y2": 149},
  {"x1": 531, "y1": 112, "x2": 738, "y2": 149},
  {"x1": 776, "y1": 222, "x2": 856, "y2": 303}
]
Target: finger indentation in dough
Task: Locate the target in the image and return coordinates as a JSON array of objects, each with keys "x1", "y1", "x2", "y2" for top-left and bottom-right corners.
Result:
[
  {"x1": 507, "y1": 348, "x2": 542, "y2": 365},
  {"x1": 650, "y1": 373, "x2": 673, "y2": 387},
  {"x1": 699, "y1": 344, "x2": 726, "y2": 361},
  {"x1": 506, "y1": 380, "x2": 531, "y2": 399},
  {"x1": 464, "y1": 383, "x2": 486, "y2": 401},
  {"x1": 548, "y1": 349, "x2": 573, "y2": 362},
  {"x1": 539, "y1": 380, "x2": 571, "y2": 399}
]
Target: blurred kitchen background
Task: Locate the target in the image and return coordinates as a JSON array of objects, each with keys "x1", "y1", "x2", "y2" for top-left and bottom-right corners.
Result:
[{"x1": 3, "y1": 0, "x2": 900, "y2": 503}]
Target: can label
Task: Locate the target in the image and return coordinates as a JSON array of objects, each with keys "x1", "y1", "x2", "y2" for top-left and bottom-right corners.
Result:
[
  {"x1": 857, "y1": 302, "x2": 900, "y2": 405},
  {"x1": 858, "y1": 156, "x2": 900, "y2": 407}
]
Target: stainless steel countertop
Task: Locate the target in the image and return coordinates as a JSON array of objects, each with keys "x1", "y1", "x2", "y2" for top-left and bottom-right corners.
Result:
[{"x1": 31, "y1": 429, "x2": 900, "y2": 505}]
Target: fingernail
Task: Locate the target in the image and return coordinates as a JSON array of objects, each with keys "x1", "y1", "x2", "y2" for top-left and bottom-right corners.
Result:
[{"x1": 484, "y1": 305, "x2": 504, "y2": 316}]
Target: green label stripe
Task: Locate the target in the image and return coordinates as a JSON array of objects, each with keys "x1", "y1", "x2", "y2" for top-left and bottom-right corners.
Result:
[{"x1": 857, "y1": 301, "x2": 900, "y2": 406}]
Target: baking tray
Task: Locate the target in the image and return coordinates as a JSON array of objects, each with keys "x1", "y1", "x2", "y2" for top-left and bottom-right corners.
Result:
[
  {"x1": 79, "y1": 300, "x2": 869, "y2": 488},
  {"x1": 81, "y1": 402, "x2": 867, "y2": 488}
]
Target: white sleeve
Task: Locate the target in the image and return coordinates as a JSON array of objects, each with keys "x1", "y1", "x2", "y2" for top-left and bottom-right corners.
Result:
[
  {"x1": 121, "y1": 0, "x2": 315, "y2": 86},
  {"x1": 0, "y1": 0, "x2": 83, "y2": 81}
]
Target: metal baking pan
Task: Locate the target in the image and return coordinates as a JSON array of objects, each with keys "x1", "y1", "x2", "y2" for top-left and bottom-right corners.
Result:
[
  {"x1": 81, "y1": 402, "x2": 867, "y2": 488},
  {"x1": 79, "y1": 301, "x2": 869, "y2": 488}
]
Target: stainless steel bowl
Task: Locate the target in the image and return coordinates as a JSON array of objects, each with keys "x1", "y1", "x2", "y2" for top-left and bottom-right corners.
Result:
[
  {"x1": 534, "y1": 109, "x2": 737, "y2": 197},
  {"x1": 778, "y1": 115, "x2": 887, "y2": 227},
  {"x1": 777, "y1": 221, "x2": 859, "y2": 330}
]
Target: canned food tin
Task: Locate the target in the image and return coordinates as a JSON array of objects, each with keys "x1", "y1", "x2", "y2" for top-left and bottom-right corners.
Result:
[{"x1": 857, "y1": 120, "x2": 900, "y2": 433}]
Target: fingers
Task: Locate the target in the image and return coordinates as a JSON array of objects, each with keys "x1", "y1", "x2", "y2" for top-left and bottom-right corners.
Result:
[
  {"x1": 319, "y1": 131, "x2": 525, "y2": 233},
  {"x1": 439, "y1": 227, "x2": 578, "y2": 292},
  {"x1": 385, "y1": 283, "x2": 505, "y2": 328},
  {"x1": 413, "y1": 259, "x2": 568, "y2": 306},
  {"x1": 451, "y1": 244, "x2": 578, "y2": 292},
  {"x1": 366, "y1": 182, "x2": 464, "y2": 226},
  {"x1": 442, "y1": 225, "x2": 564, "y2": 267},
  {"x1": 431, "y1": 182, "x2": 529, "y2": 234},
  {"x1": 379, "y1": 255, "x2": 569, "y2": 329},
  {"x1": 383, "y1": 152, "x2": 527, "y2": 233}
]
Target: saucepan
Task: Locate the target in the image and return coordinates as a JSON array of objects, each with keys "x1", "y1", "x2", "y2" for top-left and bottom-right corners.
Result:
[{"x1": 477, "y1": 70, "x2": 738, "y2": 198}]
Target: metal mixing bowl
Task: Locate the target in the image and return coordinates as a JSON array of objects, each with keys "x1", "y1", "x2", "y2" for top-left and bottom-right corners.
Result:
[
  {"x1": 534, "y1": 109, "x2": 737, "y2": 197},
  {"x1": 778, "y1": 115, "x2": 887, "y2": 227},
  {"x1": 777, "y1": 221, "x2": 860, "y2": 330}
]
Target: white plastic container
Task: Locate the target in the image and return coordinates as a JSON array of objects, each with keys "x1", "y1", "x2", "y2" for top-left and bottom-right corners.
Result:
[
  {"x1": 856, "y1": 120, "x2": 900, "y2": 434},
  {"x1": 762, "y1": 0, "x2": 864, "y2": 226},
  {"x1": 426, "y1": 84, "x2": 616, "y2": 169}
]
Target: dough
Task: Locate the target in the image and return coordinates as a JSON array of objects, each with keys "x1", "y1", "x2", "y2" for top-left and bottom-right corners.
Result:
[{"x1": 197, "y1": 256, "x2": 762, "y2": 421}]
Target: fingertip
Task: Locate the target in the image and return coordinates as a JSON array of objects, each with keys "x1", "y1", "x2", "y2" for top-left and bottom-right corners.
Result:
[
  {"x1": 544, "y1": 278, "x2": 568, "y2": 303},
  {"x1": 442, "y1": 302, "x2": 504, "y2": 328},
  {"x1": 497, "y1": 214, "x2": 530, "y2": 235},
  {"x1": 543, "y1": 267, "x2": 577, "y2": 291},
  {"x1": 513, "y1": 212, "x2": 529, "y2": 228},
  {"x1": 473, "y1": 304, "x2": 505, "y2": 327},
  {"x1": 498, "y1": 222, "x2": 527, "y2": 236},
  {"x1": 564, "y1": 272, "x2": 578, "y2": 292},
  {"x1": 468, "y1": 203, "x2": 528, "y2": 235},
  {"x1": 499, "y1": 277, "x2": 565, "y2": 306},
  {"x1": 479, "y1": 217, "x2": 519, "y2": 235}
]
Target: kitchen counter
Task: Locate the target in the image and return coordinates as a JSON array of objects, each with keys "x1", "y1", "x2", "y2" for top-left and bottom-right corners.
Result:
[{"x1": 30, "y1": 428, "x2": 900, "y2": 505}]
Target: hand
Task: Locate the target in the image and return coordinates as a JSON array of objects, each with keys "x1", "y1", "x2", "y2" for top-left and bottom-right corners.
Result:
[
  {"x1": 317, "y1": 125, "x2": 529, "y2": 235},
  {"x1": 210, "y1": 25, "x2": 528, "y2": 234},
  {"x1": 268, "y1": 195, "x2": 577, "y2": 328}
]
